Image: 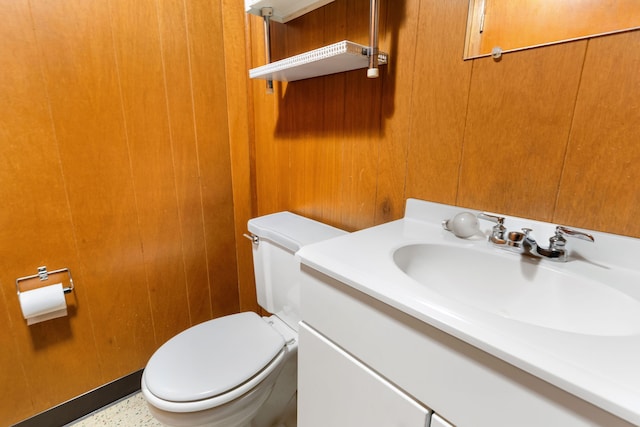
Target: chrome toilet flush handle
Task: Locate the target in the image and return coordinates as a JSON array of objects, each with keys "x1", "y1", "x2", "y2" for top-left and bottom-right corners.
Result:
[{"x1": 243, "y1": 233, "x2": 259, "y2": 245}]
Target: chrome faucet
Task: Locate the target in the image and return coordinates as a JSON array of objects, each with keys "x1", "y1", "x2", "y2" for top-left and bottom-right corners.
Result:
[
  {"x1": 478, "y1": 213, "x2": 594, "y2": 262},
  {"x1": 522, "y1": 226, "x2": 594, "y2": 262},
  {"x1": 477, "y1": 213, "x2": 507, "y2": 245}
]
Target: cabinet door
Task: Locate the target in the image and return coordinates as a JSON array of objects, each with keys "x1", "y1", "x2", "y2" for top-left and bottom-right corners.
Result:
[
  {"x1": 431, "y1": 413, "x2": 455, "y2": 427},
  {"x1": 298, "y1": 322, "x2": 430, "y2": 427}
]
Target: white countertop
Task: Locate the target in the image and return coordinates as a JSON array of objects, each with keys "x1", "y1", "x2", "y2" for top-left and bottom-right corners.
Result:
[{"x1": 297, "y1": 199, "x2": 640, "y2": 425}]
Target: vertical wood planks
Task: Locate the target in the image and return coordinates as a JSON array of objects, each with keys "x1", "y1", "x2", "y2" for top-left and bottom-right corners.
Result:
[
  {"x1": 0, "y1": 0, "x2": 99, "y2": 417},
  {"x1": 108, "y1": 0, "x2": 191, "y2": 347},
  {"x1": 405, "y1": 0, "x2": 473, "y2": 207},
  {"x1": 458, "y1": 42, "x2": 586, "y2": 220},
  {"x1": 314, "y1": 2, "x2": 348, "y2": 227},
  {"x1": 373, "y1": 0, "x2": 415, "y2": 224},
  {"x1": 221, "y1": 0, "x2": 259, "y2": 312},
  {"x1": 250, "y1": 14, "x2": 287, "y2": 216},
  {"x1": 30, "y1": 0, "x2": 156, "y2": 382},
  {"x1": 185, "y1": 0, "x2": 239, "y2": 317},
  {"x1": 249, "y1": 0, "x2": 640, "y2": 239},
  {"x1": 555, "y1": 31, "x2": 640, "y2": 235},
  {"x1": 469, "y1": 0, "x2": 640, "y2": 58},
  {"x1": 1, "y1": 0, "x2": 240, "y2": 422},
  {"x1": 339, "y1": 0, "x2": 382, "y2": 231},
  {"x1": 284, "y1": 6, "x2": 344, "y2": 223},
  {"x1": 283, "y1": 9, "x2": 326, "y2": 219},
  {"x1": 156, "y1": 0, "x2": 213, "y2": 325}
]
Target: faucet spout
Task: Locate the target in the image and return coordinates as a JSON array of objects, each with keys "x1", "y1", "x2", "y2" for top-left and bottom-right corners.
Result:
[
  {"x1": 519, "y1": 228, "x2": 549, "y2": 258},
  {"x1": 530, "y1": 244, "x2": 566, "y2": 261},
  {"x1": 523, "y1": 226, "x2": 594, "y2": 262}
]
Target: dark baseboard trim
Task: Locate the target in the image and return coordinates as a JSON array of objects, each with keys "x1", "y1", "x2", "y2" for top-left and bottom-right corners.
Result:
[{"x1": 13, "y1": 369, "x2": 144, "y2": 427}]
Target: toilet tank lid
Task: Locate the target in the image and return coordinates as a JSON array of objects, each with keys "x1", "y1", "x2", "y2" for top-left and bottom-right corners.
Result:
[{"x1": 248, "y1": 211, "x2": 346, "y2": 252}]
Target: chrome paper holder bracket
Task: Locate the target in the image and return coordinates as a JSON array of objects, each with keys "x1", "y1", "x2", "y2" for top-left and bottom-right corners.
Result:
[{"x1": 16, "y1": 266, "x2": 74, "y2": 295}]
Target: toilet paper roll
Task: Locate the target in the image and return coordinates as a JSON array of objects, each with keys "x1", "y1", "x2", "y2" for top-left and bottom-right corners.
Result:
[{"x1": 19, "y1": 283, "x2": 68, "y2": 325}]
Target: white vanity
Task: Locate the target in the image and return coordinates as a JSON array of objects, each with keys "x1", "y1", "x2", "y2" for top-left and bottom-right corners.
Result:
[{"x1": 297, "y1": 199, "x2": 640, "y2": 426}]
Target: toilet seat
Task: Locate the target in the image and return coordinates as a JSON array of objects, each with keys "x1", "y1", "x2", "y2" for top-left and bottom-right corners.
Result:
[{"x1": 142, "y1": 312, "x2": 287, "y2": 412}]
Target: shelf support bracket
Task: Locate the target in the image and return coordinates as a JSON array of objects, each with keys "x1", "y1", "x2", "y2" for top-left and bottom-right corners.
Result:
[
  {"x1": 367, "y1": 0, "x2": 380, "y2": 78},
  {"x1": 261, "y1": 7, "x2": 274, "y2": 93}
]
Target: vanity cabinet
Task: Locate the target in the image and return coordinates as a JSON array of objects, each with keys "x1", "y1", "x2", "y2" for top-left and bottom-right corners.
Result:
[
  {"x1": 298, "y1": 265, "x2": 634, "y2": 427},
  {"x1": 298, "y1": 323, "x2": 430, "y2": 427}
]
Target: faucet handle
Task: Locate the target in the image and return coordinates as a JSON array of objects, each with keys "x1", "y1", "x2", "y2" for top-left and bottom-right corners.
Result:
[
  {"x1": 550, "y1": 226, "x2": 594, "y2": 250},
  {"x1": 477, "y1": 213, "x2": 505, "y2": 226},
  {"x1": 555, "y1": 226, "x2": 595, "y2": 242},
  {"x1": 478, "y1": 213, "x2": 506, "y2": 242}
]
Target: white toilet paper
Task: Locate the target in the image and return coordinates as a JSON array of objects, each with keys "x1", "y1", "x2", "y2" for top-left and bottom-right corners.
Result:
[{"x1": 19, "y1": 283, "x2": 68, "y2": 325}]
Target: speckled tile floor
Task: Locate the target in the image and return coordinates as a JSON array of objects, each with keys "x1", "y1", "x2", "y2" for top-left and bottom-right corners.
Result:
[
  {"x1": 67, "y1": 391, "x2": 298, "y2": 426},
  {"x1": 67, "y1": 392, "x2": 162, "y2": 426}
]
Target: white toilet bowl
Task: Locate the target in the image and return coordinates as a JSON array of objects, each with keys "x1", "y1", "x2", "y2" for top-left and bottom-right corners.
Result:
[
  {"x1": 141, "y1": 312, "x2": 297, "y2": 427},
  {"x1": 141, "y1": 212, "x2": 346, "y2": 427}
]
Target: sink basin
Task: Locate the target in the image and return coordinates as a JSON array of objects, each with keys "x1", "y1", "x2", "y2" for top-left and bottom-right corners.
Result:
[{"x1": 393, "y1": 244, "x2": 640, "y2": 336}]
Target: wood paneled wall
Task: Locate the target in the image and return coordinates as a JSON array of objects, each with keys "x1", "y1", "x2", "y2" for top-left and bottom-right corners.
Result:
[
  {"x1": 2, "y1": 0, "x2": 640, "y2": 423},
  {"x1": 466, "y1": 0, "x2": 640, "y2": 58},
  {"x1": 247, "y1": 0, "x2": 640, "y2": 235},
  {"x1": 241, "y1": 0, "x2": 640, "y2": 319},
  {"x1": 0, "y1": 0, "x2": 246, "y2": 423}
]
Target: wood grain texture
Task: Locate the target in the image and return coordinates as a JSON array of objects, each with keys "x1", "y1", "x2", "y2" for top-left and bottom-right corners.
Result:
[
  {"x1": 109, "y1": 0, "x2": 191, "y2": 347},
  {"x1": 555, "y1": 31, "x2": 640, "y2": 236},
  {"x1": 30, "y1": 0, "x2": 155, "y2": 386},
  {"x1": 4, "y1": 0, "x2": 640, "y2": 422},
  {"x1": 1, "y1": 0, "x2": 239, "y2": 422},
  {"x1": 458, "y1": 41, "x2": 586, "y2": 220},
  {"x1": 221, "y1": 0, "x2": 258, "y2": 312},
  {"x1": 185, "y1": 0, "x2": 239, "y2": 317},
  {"x1": 405, "y1": 0, "x2": 473, "y2": 208},
  {"x1": 337, "y1": 0, "x2": 382, "y2": 231},
  {"x1": 470, "y1": 0, "x2": 640, "y2": 57},
  {"x1": 0, "y1": 0, "x2": 98, "y2": 418},
  {"x1": 249, "y1": 0, "x2": 640, "y2": 238},
  {"x1": 374, "y1": 0, "x2": 413, "y2": 224},
  {"x1": 156, "y1": 0, "x2": 213, "y2": 325},
  {"x1": 285, "y1": 6, "x2": 347, "y2": 225},
  {"x1": 284, "y1": 9, "x2": 326, "y2": 220},
  {"x1": 249, "y1": 13, "x2": 285, "y2": 217},
  {"x1": 315, "y1": 1, "x2": 348, "y2": 227}
]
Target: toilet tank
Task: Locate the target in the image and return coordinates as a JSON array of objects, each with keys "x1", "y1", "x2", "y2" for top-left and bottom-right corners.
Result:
[{"x1": 247, "y1": 212, "x2": 346, "y2": 330}]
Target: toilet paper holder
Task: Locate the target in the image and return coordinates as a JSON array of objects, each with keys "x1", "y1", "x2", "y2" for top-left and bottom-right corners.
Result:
[{"x1": 15, "y1": 266, "x2": 74, "y2": 295}]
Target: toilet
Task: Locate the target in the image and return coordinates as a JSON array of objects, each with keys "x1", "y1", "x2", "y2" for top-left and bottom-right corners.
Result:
[{"x1": 141, "y1": 212, "x2": 346, "y2": 427}]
